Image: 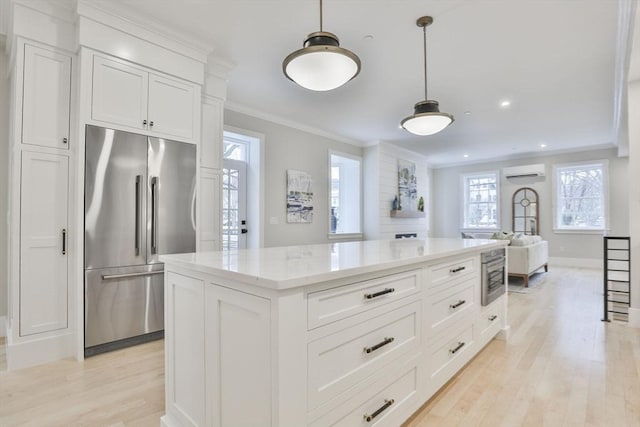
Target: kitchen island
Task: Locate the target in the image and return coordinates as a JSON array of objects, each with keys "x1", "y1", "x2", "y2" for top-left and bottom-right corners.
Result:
[{"x1": 160, "y1": 238, "x2": 509, "y2": 427}]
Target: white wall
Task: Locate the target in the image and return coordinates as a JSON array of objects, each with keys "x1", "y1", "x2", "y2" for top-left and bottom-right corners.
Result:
[
  {"x1": 432, "y1": 148, "x2": 629, "y2": 261},
  {"x1": 628, "y1": 79, "x2": 640, "y2": 324},
  {"x1": 364, "y1": 142, "x2": 430, "y2": 240},
  {"x1": 0, "y1": 47, "x2": 8, "y2": 320},
  {"x1": 224, "y1": 109, "x2": 363, "y2": 248}
]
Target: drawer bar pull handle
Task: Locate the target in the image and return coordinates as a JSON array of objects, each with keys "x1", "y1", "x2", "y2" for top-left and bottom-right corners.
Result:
[
  {"x1": 450, "y1": 266, "x2": 466, "y2": 274},
  {"x1": 488, "y1": 314, "x2": 498, "y2": 321},
  {"x1": 449, "y1": 341, "x2": 465, "y2": 355},
  {"x1": 449, "y1": 299, "x2": 466, "y2": 310},
  {"x1": 364, "y1": 337, "x2": 395, "y2": 354},
  {"x1": 364, "y1": 287, "x2": 395, "y2": 300},
  {"x1": 364, "y1": 399, "x2": 395, "y2": 422}
]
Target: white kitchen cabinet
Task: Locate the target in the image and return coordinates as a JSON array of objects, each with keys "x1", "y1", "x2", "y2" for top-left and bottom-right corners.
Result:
[
  {"x1": 163, "y1": 271, "x2": 271, "y2": 427},
  {"x1": 204, "y1": 283, "x2": 271, "y2": 427},
  {"x1": 19, "y1": 151, "x2": 69, "y2": 336},
  {"x1": 198, "y1": 169, "x2": 221, "y2": 251},
  {"x1": 91, "y1": 55, "x2": 148, "y2": 131},
  {"x1": 22, "y1": 44, "x2": 72, "y2": 150},
  {"x1": 91, "y1": 55, "x2": 199, "y2": 142},
  {"x1": 164, "y1": 273, "x2": 206, "y2": 427},
  {"x1": 200, "y1": 100, "x2": 223, "y2": 170}
]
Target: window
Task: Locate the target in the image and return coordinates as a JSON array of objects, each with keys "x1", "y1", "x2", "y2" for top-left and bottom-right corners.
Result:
[
  {"x1": 462, "y1": 172, "x2": 500, "y2": 230},
  {"x1": 329, "y1": 152, "x2": 362, "y2": 235},
  {"x1": 554, "y1": 161, "x2": 608, "y2": 231}
]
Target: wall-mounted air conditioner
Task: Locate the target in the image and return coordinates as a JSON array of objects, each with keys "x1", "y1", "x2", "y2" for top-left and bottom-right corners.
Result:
[{"x1": 503, "y1": 164, "x2": 546, "y2": 179}]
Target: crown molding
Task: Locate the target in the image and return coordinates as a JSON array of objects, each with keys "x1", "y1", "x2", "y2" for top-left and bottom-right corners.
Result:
[
  {"x1": 76, "y1": 0, "x2": 214, "y2": 63},
  {"x1": 428, "y1": 143, "x2": 619, "y2": 170},
  {"x1": 224, "y1": 101, "x2": 366, "y2": 148}
]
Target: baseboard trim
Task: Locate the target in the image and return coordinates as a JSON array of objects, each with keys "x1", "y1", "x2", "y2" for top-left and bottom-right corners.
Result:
[
  {"x1": 629, "y1": 308, "x2": 640, "y2": 328},
  {"x1": 6, "y1": 331, "x2": 75, "y2": 371},
  {"x1": 0, "y1": 316, "x2": 6, "y2": 337},
  {"x1": 548, "y1": 257, "x2": 602, "y2": 269}
]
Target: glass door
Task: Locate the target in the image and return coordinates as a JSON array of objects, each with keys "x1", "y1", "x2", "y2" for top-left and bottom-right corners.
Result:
[{"x1": 222, "y1": 159, "x2": 247, "y2": 250}]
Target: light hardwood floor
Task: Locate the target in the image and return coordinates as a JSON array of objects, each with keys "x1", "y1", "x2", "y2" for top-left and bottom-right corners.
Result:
[{"x1": 1, "y1": 267, "x2": 639, "y2": 427}]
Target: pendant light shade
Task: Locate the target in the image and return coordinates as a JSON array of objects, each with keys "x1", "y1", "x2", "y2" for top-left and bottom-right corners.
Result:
[
  {"x1": 283, "y1": 1, "x2": 361, "y2": 91},
  {"x1": 401, "y1": 100, "x2": 454, "y2": 136},
  {"x1": 401, "y1": 16, "x2": 454, "y2": 136}
]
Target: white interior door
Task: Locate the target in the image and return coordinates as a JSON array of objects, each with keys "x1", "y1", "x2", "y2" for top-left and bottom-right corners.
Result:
[{"x1": 222, "y1": 159, "x2": 247, "y2": 250}]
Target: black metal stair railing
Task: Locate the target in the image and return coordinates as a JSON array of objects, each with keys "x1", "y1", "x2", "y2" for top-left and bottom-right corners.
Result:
[{"x1": 602, "y1": 236, "x2": 631, "y2": 322}]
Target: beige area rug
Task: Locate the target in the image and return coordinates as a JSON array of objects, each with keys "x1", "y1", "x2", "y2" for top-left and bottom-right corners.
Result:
[{"x1": 508, "y1": 271, "x2": 548, "y2": 294}]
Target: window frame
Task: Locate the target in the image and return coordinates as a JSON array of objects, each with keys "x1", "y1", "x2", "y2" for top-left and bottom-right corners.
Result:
[
  {"x1": 460, "y1": 171, "x2": 501, "y2": 232},
  {"x1": 328, "y1": 150, "x2": 363, "y2": 239},
  {"x1": 552, "y1": 160, "x2": 609, "y2": 234}
]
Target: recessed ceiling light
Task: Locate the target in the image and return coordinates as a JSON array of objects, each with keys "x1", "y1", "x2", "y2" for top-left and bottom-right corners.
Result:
[
  {"x1": 464, "y1": 111, "x2": 472, "y2": 115},
  {"x1": 500, "y1": 100, "x2": 511, "y2": 108},
  {"x1": 363, "y1": 34, "x2": 374, "y2": 41},
  {"x1": 540, "y1": 143, "x2": 547, "y2": 148},
  {"x1": 463, "y1": 154, "x2": 469, "y2": 158}
]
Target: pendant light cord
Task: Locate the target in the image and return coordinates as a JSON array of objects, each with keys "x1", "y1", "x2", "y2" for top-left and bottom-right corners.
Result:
[
  {"x1": 423, "y1": 24, "x2": 428, "y2": 100},
  {"x1": 320, "y1": 0, "x2": 323, "y2": 31}
]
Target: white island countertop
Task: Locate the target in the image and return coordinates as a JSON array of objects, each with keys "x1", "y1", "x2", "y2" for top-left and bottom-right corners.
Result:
[{"x1": 160, "y1": 238, "x2": 507, "y2": 290}]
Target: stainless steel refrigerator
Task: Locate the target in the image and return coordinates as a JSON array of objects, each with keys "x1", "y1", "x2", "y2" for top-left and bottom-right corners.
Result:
[{"x1": 84, "y1": 125, "x2": 196, "y2": 355}]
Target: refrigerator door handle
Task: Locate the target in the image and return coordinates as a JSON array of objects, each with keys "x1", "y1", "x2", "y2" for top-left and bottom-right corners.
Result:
[
  {"x1": 135, "y1": 175, "x2": 141, "y2": 256},
  {"x1": 102, "y1": 270, "x2": 164, "y2": 280},
  {"x1": 151, "y1": 176, "x2": 158, "y2": 254}
]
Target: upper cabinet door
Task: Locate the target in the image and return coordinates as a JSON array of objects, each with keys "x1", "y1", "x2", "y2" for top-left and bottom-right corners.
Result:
[
  {"x1": 147, "y1": 73, "x2": 198, "y2": 141},
  {"x1": 92, "y1": 56, "x2": 148, "y2": 131},
  {"x1": 22, "y1": 44, "x2": 72, "y2": 150}
]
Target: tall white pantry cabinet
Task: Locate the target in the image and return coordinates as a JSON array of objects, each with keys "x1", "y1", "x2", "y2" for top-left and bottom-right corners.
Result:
[
  {"x1": 4, "y1": 1, "x2": 230, "y2": 370},
  {"x1": 10, "y1": 42, "x2": 73, "y2": 344}
]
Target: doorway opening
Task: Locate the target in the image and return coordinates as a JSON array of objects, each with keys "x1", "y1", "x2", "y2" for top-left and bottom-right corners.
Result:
[{"x1": 222, "y1": 128, "x2": 264, "y2": 249}]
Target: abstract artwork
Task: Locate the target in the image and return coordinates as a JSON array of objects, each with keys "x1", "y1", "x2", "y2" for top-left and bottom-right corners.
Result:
[
  {"x1": 398, "y1": 159, "x2": 418, "y2": 211},
  {"x1": 287, "y1": 170, "x2": 314, "y2": 223}
]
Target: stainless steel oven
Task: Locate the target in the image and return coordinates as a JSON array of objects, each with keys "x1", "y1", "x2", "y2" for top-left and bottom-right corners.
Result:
[{"x1": 481, "y1": 248, "x2": 506, "y2": 306}]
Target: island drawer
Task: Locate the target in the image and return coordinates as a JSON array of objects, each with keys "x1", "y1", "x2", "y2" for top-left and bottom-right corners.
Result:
[
  {"x1": 427, "y1": 256, "x2": 476, "y2": 290},
  {"x1": 427, "y1": 322, "x2": 475, "y2": 391},
  {"x1": 309, "y1": 363, "x2": 419, "y2": 427},
  {"x1": 307, "y1": 269, "x2": 421, "y2": 329},
  {"x1": 308, "y1": 301, "x2": 421, "y2": 409},
  {"x1": 477, "y1": 296, "x2": 504, "y2": 347},
  {"x1": 425, "y1": 277, "x2": 477, "y2": 337}
]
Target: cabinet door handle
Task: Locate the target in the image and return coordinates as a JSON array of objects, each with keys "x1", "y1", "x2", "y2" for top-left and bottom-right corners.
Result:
[
  {"x1": 143, "y1": 119, "x2": 147, "y2": 126},
  {"x1": 449, "y1": 341, "x2": 465, "y2": 355},
  {"x1": 488, "y1": 314, "x2": 498, "y2": 321},
  {"x1": 364, "y1": 399, "x2": 395, "y2": 422},
  {"x1": 363, "y1": 337, "x2": 394, "y2": 354},
  {"x1": 61, "y1": 228, "x2": 67, "y2": 255},
  {"x1": 149, "y1": 121, "x2": 154, "y2": 127},
  {"x1": 449, "y1": 299, "x2": 466, "y2": 310},
  {"x1": 364, "y1": 288, "x2": 395, "y2": 300},
  {"x1": 62, "y1": 137, "x2": 68, "y2": 144},
  {"x1": 450, "y1": 266, "x2": 466, "y2": 274}
]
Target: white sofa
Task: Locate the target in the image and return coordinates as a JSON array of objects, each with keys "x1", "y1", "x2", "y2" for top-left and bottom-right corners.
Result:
[{"x1": 507, "y1": 235, "x2": 548, "y2": 287}]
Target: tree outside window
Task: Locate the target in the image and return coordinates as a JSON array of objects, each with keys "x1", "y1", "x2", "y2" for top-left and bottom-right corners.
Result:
[
  {"x1": 462, "y1": 172, "x2": 500, "y2": 230},
  {"x1": 554, "y1": 162, "x2": 608, "y2": 230}
]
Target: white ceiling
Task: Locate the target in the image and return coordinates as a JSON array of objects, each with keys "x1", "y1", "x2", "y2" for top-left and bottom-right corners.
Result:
[{"x1": 103, "y1": 0, "x2": 627, "y2": 166}]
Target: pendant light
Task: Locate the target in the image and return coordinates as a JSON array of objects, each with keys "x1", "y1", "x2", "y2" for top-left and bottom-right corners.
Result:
[
  {"x1": 401, "y1": 16, "x2": 454, "y2": 136},
  {"x1": 282, "y1": 0, "x2": 361, "y2": 91}
]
